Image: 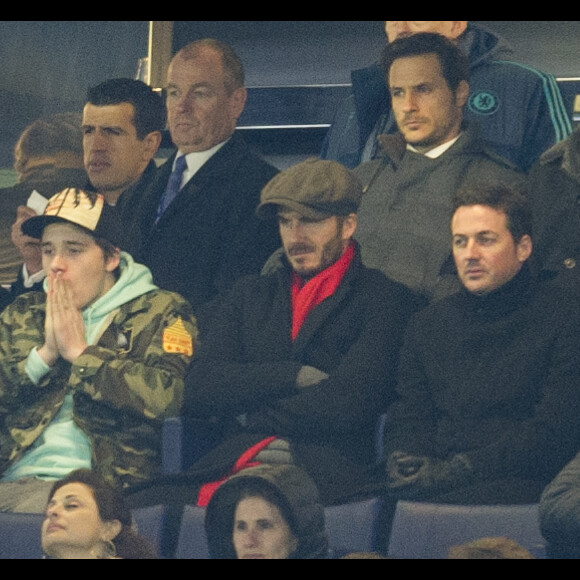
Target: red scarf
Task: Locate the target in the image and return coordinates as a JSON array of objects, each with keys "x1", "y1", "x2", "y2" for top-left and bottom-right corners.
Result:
[
  {"x1": 290, "y1": 241, "x2": 355, "y2": 341},
  {"x1": 196, "y1": 437, "x2": 277, "y2": 507}
]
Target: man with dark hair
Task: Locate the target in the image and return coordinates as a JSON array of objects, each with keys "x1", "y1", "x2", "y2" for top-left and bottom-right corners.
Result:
[
  {"x1": 13, "y1": 79, "x2": 165, "y2": 296},
  {"x1": 379, "y1": 183, "x2": 580, "y2": 508},
  {"x1": 86, "y1": 78, "x2": 166, "y2": 143},
  {"x1": 82, "y1": 78, "x2": 165, "y2": 255},
  {"x1": 136, "y1": 39, "x2": 281, "y2": 314},
  {"x1": 353, "y1": 32, "x2": 525, "y2": 304},
  {"x1": 322, "y1": 21, "x2": 571, "y2": 172}
]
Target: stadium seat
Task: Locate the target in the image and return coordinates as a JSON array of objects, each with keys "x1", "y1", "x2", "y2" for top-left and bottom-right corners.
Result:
[
  {"x1": 0, "y1": 512, "x2": 44, "y2": 559},
  {"x1": 325, "y1": 498, "x2": 383, "y2": 559},
  {"x1": 174, "y1": 504, "x2": 209, "y2": 559},
  {"x1": 132, "y1": 504, "x2": 166, "y2": 558},
  {"x1": 162, "y1": 416, "x2": 223, "y2": 475},
  {"x1": 387, "y1": 501, "x2": 546, "y2": 559},
  {"x1": 162, "y1": 417, "x2": 184, "y2": 475},
  {"x1": 174, "y1": 498, "x2": 384, "y2": 560},
  {"x1": 0, "y1": 507, "x2": 166, "y2": 559}
]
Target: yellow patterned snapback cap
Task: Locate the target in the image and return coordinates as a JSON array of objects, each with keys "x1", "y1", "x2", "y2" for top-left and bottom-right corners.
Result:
[{"x1": 22, "y1": 188, "x2": 126, "y2": 249}]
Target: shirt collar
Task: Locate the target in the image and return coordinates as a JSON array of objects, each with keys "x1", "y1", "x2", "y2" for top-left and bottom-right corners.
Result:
[
  {"x1": 178, "y1": 139, "x2": 229, "y2": 182},
  {"x1": 407, "y1": 134, "x2": 462, "y2": 159}
]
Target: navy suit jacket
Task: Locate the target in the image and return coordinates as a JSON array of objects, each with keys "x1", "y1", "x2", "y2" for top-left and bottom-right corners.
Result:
[{"x1": 137, "y1": 133, "x2": 280, "y2": 312}]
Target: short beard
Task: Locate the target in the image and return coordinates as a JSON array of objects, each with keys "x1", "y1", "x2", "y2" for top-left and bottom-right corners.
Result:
[{"x1": 292, "y1": 233, "x2": 346, "y2": 281}]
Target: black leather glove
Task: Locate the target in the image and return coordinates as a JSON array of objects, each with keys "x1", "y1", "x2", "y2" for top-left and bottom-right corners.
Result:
[
  {"x1": 386, "y1": 451, "x2": 473, "y2": 498},
  {"x1": 386, "y1": 451, "x2": 425, "y2": 481}
]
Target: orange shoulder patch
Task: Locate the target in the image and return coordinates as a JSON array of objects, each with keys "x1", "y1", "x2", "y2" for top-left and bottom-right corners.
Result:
[{"x1": 162, "y1": 317, "x2": 194, "y2": 356}]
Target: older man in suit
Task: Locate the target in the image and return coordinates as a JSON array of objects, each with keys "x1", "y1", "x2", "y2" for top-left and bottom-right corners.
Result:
[{"x1": 137, "y1": 39, "x2": 281, "y2": 317}]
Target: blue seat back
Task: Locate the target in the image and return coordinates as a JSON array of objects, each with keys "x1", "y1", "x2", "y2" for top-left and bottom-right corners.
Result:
[
  {"x1": 0, "y1": 512, "x2": 44, "y2": 559},
  {"x1": 132, "y1": 505, "x2": 166, "y2": 558},
  {"x1": 387, "y1": 501, "x2": 546, "y2": 559},
  {"x1": 174, "y1": 498, "x2": 384, "y2": 559},
  {"x1": 174, "y1": 505, "x2": 209, "y2": 559},
  {"x1": 162, "y1": 417, "x2": 183, "y2": 475},
  {"x1": 162, "y1": 417, "x2": 223, "y2": 474},
  {"x1": 0, "y1": 507, "x2": 165, "y2": 560},
  {"x1": 325, "y1": 498, "x2": 383, "y2": 559}
]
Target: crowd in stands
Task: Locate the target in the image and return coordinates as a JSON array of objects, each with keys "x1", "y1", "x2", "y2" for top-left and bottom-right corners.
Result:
[{"x1": 0, "y1": 21, "x2": 579, "y2": 559}]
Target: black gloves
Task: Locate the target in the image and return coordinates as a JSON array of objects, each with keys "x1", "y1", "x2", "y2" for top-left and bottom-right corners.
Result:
[{"x1": 386, "y1": 451, "x2": 473, "y2": 499}]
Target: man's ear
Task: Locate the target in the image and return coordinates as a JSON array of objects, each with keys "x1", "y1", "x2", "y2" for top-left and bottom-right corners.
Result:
[
  {"x1": 142, "y1": 130, "x2": 163, "y2": 161},
  {"x1": 455, "y1": 80, "x2": 470, "y2": 109},
  {"x1": 516, "y1": 234, "x2": 533, "y2": 264},
  {"x1": 341, "y1": 213, "x2": 358, "y2": 241},
  {"x1": 449, "y1": 22, "x2": 469, "y2": 40},
  {"x1": 105, "y1": 248, "x2": 122, "y2": 273},
  {"x1": 229, "y1": 87, "x2": 248, "y2": 122}
]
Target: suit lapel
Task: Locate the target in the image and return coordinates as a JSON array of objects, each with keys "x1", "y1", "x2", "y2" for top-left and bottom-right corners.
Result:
[{"x1": 150, "y1": 137, "x2": 242, "y2": 229}]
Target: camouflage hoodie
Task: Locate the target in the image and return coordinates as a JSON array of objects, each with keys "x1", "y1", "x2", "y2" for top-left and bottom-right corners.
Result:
[{"x1": 0, "y1": 253, "x2": 197, "y2": 489}]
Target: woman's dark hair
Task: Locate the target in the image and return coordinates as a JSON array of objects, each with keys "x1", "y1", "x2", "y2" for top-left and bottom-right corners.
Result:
[
  {"x1": 205, "y1": 476, "x2": 320, "y2": 560},
  {"x1": 47, "y1": 469, "x2": 157, "y2": 559},
  {"x1": 237, "y1": 479, "x2": 300, "y2": 542},
  {"x1": 380, "y1": 31, "x2": 470, "y2": 93},
  {"x1": 205, "y1": 465, "x2": 328, "y2": 560}
]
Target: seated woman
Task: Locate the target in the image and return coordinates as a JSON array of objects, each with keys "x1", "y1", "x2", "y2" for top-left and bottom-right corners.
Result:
[
  {"x1": 41, "y1": 469, "x2": 157, "y2": 559},
  {"x1": 204, "y1": 464, "x2": 328, "y2": 559}
]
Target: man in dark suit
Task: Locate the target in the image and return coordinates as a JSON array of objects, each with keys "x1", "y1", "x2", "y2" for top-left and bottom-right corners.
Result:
[{"x1": 137, "y1": 39, "x2": 281, "y2": 316}]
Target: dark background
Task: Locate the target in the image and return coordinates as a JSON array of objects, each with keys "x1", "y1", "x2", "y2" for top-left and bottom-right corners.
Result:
[
  {"x1": 171, "y1": 21, "x2": 580, "y2": 84},
  {"x1": 0, "y1": 21, "x2": 578, "y2": 170}
]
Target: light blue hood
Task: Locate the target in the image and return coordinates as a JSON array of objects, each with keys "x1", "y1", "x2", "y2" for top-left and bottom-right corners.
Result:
[{"x1": 80, "y1": 252, "x2": 158, "y2": 344}]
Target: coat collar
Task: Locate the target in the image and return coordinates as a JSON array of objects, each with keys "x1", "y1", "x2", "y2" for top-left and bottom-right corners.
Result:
[
  {"x1": 458, "y1": 264, "x2": 535, "y2": 319},
  {"x1": 163, "y1": 132, "x2": 247, "y2": 181},
  {"x1": 377, "y1": 122, "x2": 478, "y2": 165},
  {"x1": 539, "y1": 128, "x2": 580, "y2": 185},
  {"x1": 376, "y1": 122, "x2": 516, "y2": 171}
]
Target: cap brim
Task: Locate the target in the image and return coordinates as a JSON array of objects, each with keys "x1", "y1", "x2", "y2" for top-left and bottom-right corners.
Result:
[
  {"x1": 256, "y1": 199, "x2": 334, "y2": 221},
  {"x1": 21, "y1": 215, "x2": 69, "y2": 240}
]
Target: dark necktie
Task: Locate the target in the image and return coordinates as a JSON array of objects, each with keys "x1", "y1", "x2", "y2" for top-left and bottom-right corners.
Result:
[{"x1": 156, "y1": 155, "x2": 187, "y2": 223}]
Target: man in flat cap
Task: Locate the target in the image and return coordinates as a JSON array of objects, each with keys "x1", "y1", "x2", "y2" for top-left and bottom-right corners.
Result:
[
  {"x1": 130, "y1": 158, "x2": 419, "y2": 508},
  {"x1": 0, "y1": 188, "x2": 197, "y2": 512}
]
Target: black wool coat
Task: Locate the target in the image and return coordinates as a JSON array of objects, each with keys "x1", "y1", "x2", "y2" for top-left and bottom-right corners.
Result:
[
  {"x1": 527, "y1": 128, "x2": 580, "y2": 293},
  {"x1": 384, "y1": 268, "x2": 580, "y2": 490},
  {"x1": 180, "y1": 248, "x2": 419, "y2": 504}
]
